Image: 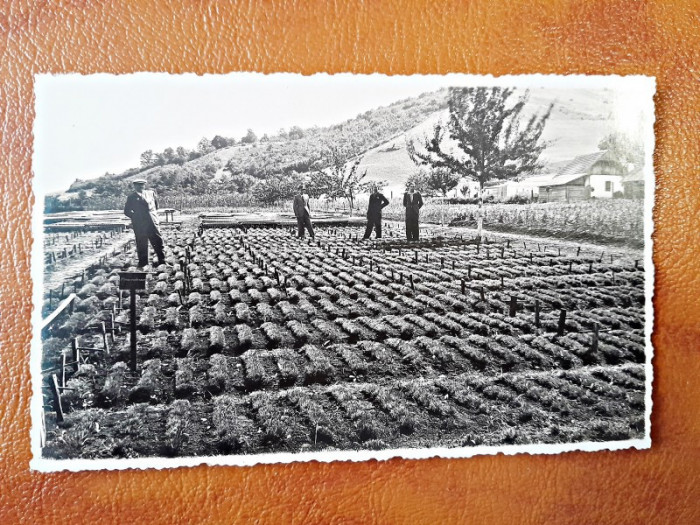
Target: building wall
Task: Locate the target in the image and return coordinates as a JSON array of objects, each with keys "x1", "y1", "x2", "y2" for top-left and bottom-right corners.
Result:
[
  {"x1": 539, "y1": 185, "x2": 592, "y2": 202},
  {"x1": 587, "y1": 174, "x2": 623, "y2": 198}
]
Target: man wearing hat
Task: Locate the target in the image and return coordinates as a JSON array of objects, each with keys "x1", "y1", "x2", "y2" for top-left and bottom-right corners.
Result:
[{"x1": 123, "y1": 178, "x2": 166, "y2": 268}]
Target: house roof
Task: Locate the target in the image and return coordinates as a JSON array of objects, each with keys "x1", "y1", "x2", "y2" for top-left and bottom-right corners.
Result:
[
  {"x1": 554, "y1": 150, "x2": 609, "y2": 179},
  {"x1": 541, "y1": 172, "x2": 588, "y2": 187},
  {"x1": 622, "y1": 167, "x2": 645, "y2": 183}
]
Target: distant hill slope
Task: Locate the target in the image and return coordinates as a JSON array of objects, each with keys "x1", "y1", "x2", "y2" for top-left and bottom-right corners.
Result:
[
  {"x1": 56, "y1": 87, "x2": 620, "y2": 209},
  {"x1": 62, "y1": 89, "x2": 449, "y2": 202},
  {"x1": 358, "y1": 87, "x2": 618, "y2": 195}
]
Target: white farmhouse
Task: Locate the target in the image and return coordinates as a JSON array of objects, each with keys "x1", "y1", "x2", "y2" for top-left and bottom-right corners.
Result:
[{"x1": 538, "y1": 150, "x2": 625, "y2": 203}]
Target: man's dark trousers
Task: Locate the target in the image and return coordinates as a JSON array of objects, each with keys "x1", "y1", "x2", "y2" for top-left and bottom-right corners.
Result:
[
  {"x1": 297, "y1": 213, "x2": 315, "y2": 238},
  {"x1": 135, "y1": 224, "x2": 165, "y2": 266},
  {"x1": 363, "y1": 219, "x2": 382, "y2": 239}
]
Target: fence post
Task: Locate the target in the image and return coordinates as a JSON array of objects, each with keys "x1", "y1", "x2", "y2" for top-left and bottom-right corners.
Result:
[
  {"x1": 509, "y1": 296, "x2": 517, "y2": 317},
  {"x1": 49, "y1": 375, "x2": 64, "y2": 423},
  {"x1": 72, "y1": 338, "x2": 80, "y2": 372},
  {"x1": 557, "y1": 309, "x2": 567, "y2": 337},
  {"x1": 591, "y1": 322, "x2": 599, "y2": 353},
  {"x1": 535, "y1": 300, "x2": 541, "y2": 328}
]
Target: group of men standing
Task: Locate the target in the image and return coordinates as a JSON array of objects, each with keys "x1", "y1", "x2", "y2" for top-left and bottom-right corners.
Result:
[
  {"x1": 292, "y1": 182, "x2": 424, "y2": 241},
  {"x1": 124, "y1": 178, "x2": 425, "y2": 268}
]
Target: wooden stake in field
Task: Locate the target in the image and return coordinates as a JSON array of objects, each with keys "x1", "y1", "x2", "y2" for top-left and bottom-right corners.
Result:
[
  {"x1": 557, "y1": 309, "x2": 567, "y2": 337},
  {"x1": 119, "y1": 272, "x2": 147, "y2": 372}
]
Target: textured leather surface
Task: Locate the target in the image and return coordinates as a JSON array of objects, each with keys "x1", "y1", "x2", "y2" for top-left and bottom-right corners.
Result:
[{"x1": 1, "y1": 1, "x2": 699, "y2": 523}]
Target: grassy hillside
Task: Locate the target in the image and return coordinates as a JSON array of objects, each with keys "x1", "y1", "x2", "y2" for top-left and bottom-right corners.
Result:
[{"x1": 52, "y1": 86, "x2": 623, "y2": 212}]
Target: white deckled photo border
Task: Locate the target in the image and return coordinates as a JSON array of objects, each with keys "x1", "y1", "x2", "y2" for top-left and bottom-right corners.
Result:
[{"x1": 29, "y1": 72, "x2": 656, "y2": 472}]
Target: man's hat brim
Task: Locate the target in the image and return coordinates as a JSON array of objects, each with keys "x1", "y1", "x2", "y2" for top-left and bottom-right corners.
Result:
[{"x1": 132, "y1": 179, "x2": 147, "y2": 184}]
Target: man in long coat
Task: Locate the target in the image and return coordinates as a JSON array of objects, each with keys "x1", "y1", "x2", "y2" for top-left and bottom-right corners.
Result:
[
  {"x1": 403, "y1": 182, "x2": 424, "y2": 241},
  {"x1": 293, "y1": 184, "x2": 315, "y2": 239},
  {"x1": 363, "y1": 183, "x2": 390, "y2": 239},
  {"x1": 123, "y1": 178, "x2": 166, "y2": 268}
]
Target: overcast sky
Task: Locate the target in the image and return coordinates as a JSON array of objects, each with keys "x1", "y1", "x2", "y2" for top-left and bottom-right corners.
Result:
[{"x1": 33, "y1": 73, "x2": 654, "y2": 194}]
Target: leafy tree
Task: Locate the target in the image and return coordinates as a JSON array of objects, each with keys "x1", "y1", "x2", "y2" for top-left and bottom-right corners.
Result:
[
  {"x1": 174, "y1": 146, "x2": 189, "y2": 165},
  {"x1": 241, "y1": 129, "x2": 258, "y2": 144},
  {"x1": 598, "y1": 132, "x2": 643, "y2": 170},
  {"x1": 140, "y1": 150, "x2": 154, "y2": 168},
  {"x1": 312, "y1": 148, "x2": 370, "y2": 215},
  {"x1": 407, "y1": 87, "x2": 552, "y2": 237},
  {"x1": 252, "y1": 173, "x2": 297, "y2": 205},
  {"x1": 211, "y1": 135, "x2": 231, "y2": 149},
  {"x1": 407, "y1": 167, "x2": 460, "y2": 197},
  {"x1": 197, "y1": 137, "x2": 215, "y2": 155},
  {"x1": 288, "y1": 126, "x2": 305, "y2": 140}
]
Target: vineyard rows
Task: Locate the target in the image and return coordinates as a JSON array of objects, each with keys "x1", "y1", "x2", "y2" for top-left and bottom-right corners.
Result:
[{"x1": 41, "y1": 224, "x2": 647, "y2": 459}]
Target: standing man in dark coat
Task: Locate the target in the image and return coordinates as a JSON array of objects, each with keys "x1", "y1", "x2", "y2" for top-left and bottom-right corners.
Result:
[
  {"x1": 363, "y1": 183, "x2": 390, "y2": 239},
  {"x1": 293, "y1": 183, "x2": 315, "y2": 239},
  {"x1": 403, "y1": 182, "x2": 424, "y2": 241},
  {"x1": 124, "y1": 178, "x2": 166, "y2": 268}
]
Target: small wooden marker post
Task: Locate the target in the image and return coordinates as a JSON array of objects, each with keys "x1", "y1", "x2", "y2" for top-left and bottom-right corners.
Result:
[
  {"x1": 591, "y1": 322, "x2": 599, "y2": 353},
  {"x1": 49, "y1": 374, "x2": 64, "y2": 423},
  {"x1": 557, "y1": 309, "x2": 567, "y2": 337},
  {"x1": 119, "y1": 271, "x2": 147, "y2": 372},
  {"x1": 460, "y1": 279, "x2": 465, "y2": 295},
  {"x1": 534, "y1": 300, "x2": 541, "y2": 328},
  {"x1": 509, "y1": 296, "x2": 517, "y2": 317}
]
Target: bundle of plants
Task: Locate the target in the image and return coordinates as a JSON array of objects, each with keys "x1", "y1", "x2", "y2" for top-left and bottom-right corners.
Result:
[
  {"x1": 383, "y1": 315, "x2": 415, "y2": 340},
  {"x1": 180, "y1": 328, "x2": 200, "y2": 355},
  {"x1": 174, "y1": 357, "x2": 198, "y2": 398},
  {"x1": 286, "y1": 320, "x2": 311, "y2": 346},
  {"x1": 213, "y1": 395, "x2": 252, "y2": 453},
  {"x1": 137, "y1": 306, "x2": 157, "y2": 333},
  {"x1": 400, "y1": 380, "x2": 455, "y2": 418},
  {"x1": 530, "y1": 336, "x2": 582, "y2": 370},
  {"x1": 213, "y1": 302, "x2": 229, "y2": 325},
  {"x1": 272, "y1": 348, "x2": 300, "y2": 387},
  {"x1": 206, "y1": 354, "x2": 239, "y2": 394},
  {"x1": 233, "y1": 324, "x2": 254, "y2": 351},
  {"x1": 301, "y1": 344, "x2": 336, "y2": 385},
  {"x1": 128, "y1": 358, "x2": 165, "y2": 403},
  {"x1": 439, "y1": 336, "x2": 487, "y2": 370},
  {"x1": 413, "y1": 336, "x2": 460, "y2": 366},
  {"x1": 333, "y1": 343, "x2": 369, "y2": 375},
  {"x1": 162, "y1": 307, "x2": 181, "y2": 330},
  {"x1": 234, "y1": 303, "x2": 251, "y2": 323},
  {"x1": 163, "y1": 399, "x2": 192, "y2": 456},
  {"x1": 423, "y1": 312, "x2": 463, "y2": 336},
  {"x1": 96, "y1": 361, "x2": 129, "y2": 407},
  {"x1": 361, "y1": 384, "x2": 417, "y2": 435},
  {"x1": 242, "y1": 350, "x2": 268, "y2": 391}
]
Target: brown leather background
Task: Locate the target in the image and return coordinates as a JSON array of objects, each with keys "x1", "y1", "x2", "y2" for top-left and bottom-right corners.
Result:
[{"x1": 1, "y1": 1, "x2": 699, "y2": 523}]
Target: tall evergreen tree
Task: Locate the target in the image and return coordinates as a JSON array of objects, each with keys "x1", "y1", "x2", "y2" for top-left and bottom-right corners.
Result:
[{"x1": 407, "y1": 87, "x2": 552, "y2": 238}]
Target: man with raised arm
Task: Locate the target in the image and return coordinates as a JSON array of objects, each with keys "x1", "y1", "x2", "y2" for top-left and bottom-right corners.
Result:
[{"x1": 123, "y1": 178, "x2": 166, "y2": 268}]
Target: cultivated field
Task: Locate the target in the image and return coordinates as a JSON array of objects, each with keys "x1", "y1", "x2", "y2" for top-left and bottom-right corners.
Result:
[
  {"x1": 40, "y1": 220, "x2": 647, "y2": 460},
  {"x1": 383, "y1": 200, "x2": 645, "y2": 247}
]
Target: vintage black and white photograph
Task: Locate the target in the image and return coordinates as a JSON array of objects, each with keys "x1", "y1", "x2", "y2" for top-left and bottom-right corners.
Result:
[{"x1": 31, "y1": 73, "x2": 655, "y2": 471}]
